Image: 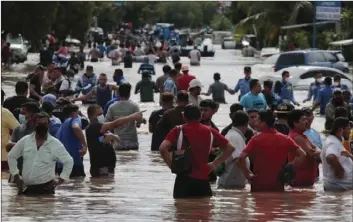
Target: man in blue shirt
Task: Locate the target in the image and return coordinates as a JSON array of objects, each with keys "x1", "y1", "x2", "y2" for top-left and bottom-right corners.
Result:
[
  {"x1": 163, "y1": 69, "x2": 178, "y2": 97},
  {"x1": 303, "y1": 71, "x2": 324, "y2": 104},
  {"x1": 234, "y1": 66, "x2": 251, "y2": 101},
  {"x1": 273, "y1": 71, "x2": 300, "y2": 106},
  {"x1": 240, "y1": 79, "x2": 268, "y2": 111},
  {"x1": 332, "y1": 75, "x2": 349, "y2": 90},
  {"x1": 312, "y1": 77, "x2": 333, "y2": 115}
]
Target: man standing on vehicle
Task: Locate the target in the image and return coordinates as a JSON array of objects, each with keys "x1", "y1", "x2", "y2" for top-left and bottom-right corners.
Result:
[
  {"x1": 234, "y1": 67, "x2": 252, "y2": 101},
  {"x1": 303, "y1": 71, "x2": 324, "y2": 105},
  {"x1": 273, "y1": 71, "x2": 300, "y2": 106}
]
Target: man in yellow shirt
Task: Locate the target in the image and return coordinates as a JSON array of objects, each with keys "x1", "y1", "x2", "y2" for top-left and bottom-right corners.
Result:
[{"x1": 2, "y1": 90, "x2": 20, "y2": 171}]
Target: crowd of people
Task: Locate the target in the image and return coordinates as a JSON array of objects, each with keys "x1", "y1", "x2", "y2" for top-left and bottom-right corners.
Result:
[{"x1": 1, "y1": 46, "x2": 353, "y2": 198}]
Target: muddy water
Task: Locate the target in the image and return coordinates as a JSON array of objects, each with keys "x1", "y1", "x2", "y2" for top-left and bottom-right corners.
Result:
[{"x1": 1, "y1": 47, "x2": 352, "y2": 222}]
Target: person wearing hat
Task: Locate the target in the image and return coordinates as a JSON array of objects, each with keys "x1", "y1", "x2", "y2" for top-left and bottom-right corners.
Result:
[
  {"x1": 27, "y1": 65, "x2": 46, "y2": 101},
  {"x1": 75, "y1": 66, "x2": 98, "y2": 104},
  {"x1": 177, "y1": 65, "x2": 196, "y2": 91},
  {"x1": 134, "y1": 71, "x2": 158, "y2": 102},
  {"x1": 234, "y1": 66, "x2": 252, "y2": 101},
  {"x1": 188, "y1": 79, "x2": 203, "y2": 106},
  {"x1": 189, "y1": 45, "x2": 201, "y2": 66},
  {"x1": 332, "y1": 75, "x2": 349, "y2": 91},
  {"x1": 41, "y1": 94, "x2": 57, "y2": 107},
  {"x1": 203, "y1": 73, "x2": 234, "y2": 104},
  {"x1": 312, "y1": 76, "x2": 334, "y2": 115},
  {"x1": 274, "y1": 104, "x2": 294, "y2": 135}
]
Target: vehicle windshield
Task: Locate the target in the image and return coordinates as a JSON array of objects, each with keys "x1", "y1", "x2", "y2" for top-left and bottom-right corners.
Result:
[
  {"x1": 336, "y1": 53, "x2": 346, "y2": 62},
  {"x1": 7, "y1": 35, "x2": 22, "y2": 45},
  {"x1": 263, "y1": 54, "x2": 279, "y2": 64}
]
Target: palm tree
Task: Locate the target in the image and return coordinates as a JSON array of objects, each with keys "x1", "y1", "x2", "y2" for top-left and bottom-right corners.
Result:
[{"x1": 233, "y1": 1, "x2": 312, "y2": 48}]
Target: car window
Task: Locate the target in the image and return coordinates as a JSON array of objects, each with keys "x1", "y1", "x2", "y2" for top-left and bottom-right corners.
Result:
[
  {"x1": 277, "y1": 53, "x2": 305, "y2": 66},
  {"x1": 322, "y1": 71, "x2": 349, "y2": 80},
  {"x1": 263, "y1": 54, "x2": 279, "y2": 64},
  {"x1": 323, "y1": 52, "x2": 338, "y2": 62},
  {"x1": 308, "y1": 52, "x2": 326, "y2": 63},
  {"x1": 336, "y1": 53, "x2": 346, "y2": 62},
  {"x1": 299, "y1": 71, "x2": 318, "y2": 79}
]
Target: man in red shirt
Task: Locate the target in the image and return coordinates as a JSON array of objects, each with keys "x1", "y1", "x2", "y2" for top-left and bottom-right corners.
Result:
[
  {"x1": 159, "y1": 104, "x2": 235, "y2": 198},
  {"x1": 237, "y1": 110, "x2": 306, "y2": 192},
  {"x1": 177, "y1": 65, "x2": 196, "y2": 91},
  {"x1": 287, "y1": 109, "x2": 321, "y2": 187}
]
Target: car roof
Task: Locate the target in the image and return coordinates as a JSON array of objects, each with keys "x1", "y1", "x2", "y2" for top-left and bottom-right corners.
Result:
[
  {"x1": 279, "y1": 49, "x2": 338, "y2": 55},
  {"x1": 276, "y1": 66, "x2": 345, "y2": 75}
]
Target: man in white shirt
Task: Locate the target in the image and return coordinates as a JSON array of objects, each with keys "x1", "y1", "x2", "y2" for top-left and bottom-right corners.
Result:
[
  {"x1": 188, "y1": 46, "x2": 201, "y2": 66},
  {"x1": 8, "y1": 112, "x2": 73, "y2": 195},
  {"x1": 321, "y1": 117, "x2": 353, "y2": 191},
  {"x1": 218, "y1": 111, "x2": 250, "y2": 189},
  {"x1": 188, "y1": 79, "x2": 203, "y2": 106}
]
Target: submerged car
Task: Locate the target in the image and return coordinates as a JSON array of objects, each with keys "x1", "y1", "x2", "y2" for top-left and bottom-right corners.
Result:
[
  {"x1": 6, "y1": 33, "x2": 30, "y2": 63},
  {"x1": 274, "y1": 50, "x2": 350, "y2": 73},
  {"x1": 221, "y1": 36, "x2": 236, "y2": 49},
  {"x1": 251, "y1": 54, "x2": 279, "y2": 76},
  {"x1": 180, "y1": 38, "x2": 215, "y2": 57},
  {"x1": 258, "y1": 66, "x2": 353, "y2": 90}
]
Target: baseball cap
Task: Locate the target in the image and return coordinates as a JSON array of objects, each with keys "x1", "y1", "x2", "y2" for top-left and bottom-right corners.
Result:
[
  {"x1": 188, "y1": 79, "x2": 203, "y2": 90},
  {"x1": 275, "y1": 104, "x2": 294, "y2": 114},
  {"x1": 181, "y1": 65, "x2": 189, "y2": 72},
  {"x1": 41, "y1": 94, "x2": 57, "y2": 106}
]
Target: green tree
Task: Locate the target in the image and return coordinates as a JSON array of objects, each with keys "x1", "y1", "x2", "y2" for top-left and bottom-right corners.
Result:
[
  {"x1": 53, "y1": 2, "x2": 95, "y2": 42},
  {"x1": 210, "y1": 15, "x2": 232, "y2": 31},
  {"x1": 1, "y1": 1, "x2": 58, "y2": 49}
]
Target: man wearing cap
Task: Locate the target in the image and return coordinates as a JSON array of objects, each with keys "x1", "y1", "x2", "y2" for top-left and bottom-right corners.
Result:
[
  {"x1": 188, "y1": 79, "x2": 203, "y2": 106},
  {"x1": 177, "y1": 66, "x2": 196, "y2": 91},
  {"x1": 234, "y1": 66, "x2": 252, "y2": 101},
  {"x1": 274, "y1": 104, "x2": 294, "y2": 135},
  {"x1": 135, "y1": 71, "x2": 159, "y2": 102},
  {"x1": 27, "y1": 65, "x2": 46, "y2": 101},
  {"x1": 203, "y1": 73, "x2": 234, "y2": 104},
  {"x1": 75, "y1": 66, "x2": 98, "y2": 104}
]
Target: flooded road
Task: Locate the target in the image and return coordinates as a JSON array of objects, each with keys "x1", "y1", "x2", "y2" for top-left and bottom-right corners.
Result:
[{"x1": 1, "y1": 46, "x2": 352, "y2": 222}]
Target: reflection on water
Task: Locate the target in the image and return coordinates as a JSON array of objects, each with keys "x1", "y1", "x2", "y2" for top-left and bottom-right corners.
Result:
[{"x1": 1, "y1": 47, "x2": 352, "y2": 221}]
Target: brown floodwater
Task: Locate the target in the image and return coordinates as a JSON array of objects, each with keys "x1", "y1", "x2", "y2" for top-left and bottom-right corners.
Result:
[{"x1": 1, "y1": 47, "x2": 352, "y2": 221}]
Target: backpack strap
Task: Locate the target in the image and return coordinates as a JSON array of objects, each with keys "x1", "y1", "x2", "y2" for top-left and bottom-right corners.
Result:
[
  {"x1": 209, "y1": 129, "x2": 214, "y2": 154},
  {"x1": 176, "y1": 125, "x2": 183, "y2": 150}
]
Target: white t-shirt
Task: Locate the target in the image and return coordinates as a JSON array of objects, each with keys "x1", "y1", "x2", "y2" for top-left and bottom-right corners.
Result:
[
  {"x1": 189, "y1": 49, "x2": 200, "y2": 64},
  {"x1": 188, "y1": 93, "x2": 202, "y2": 106},
  {"x1": 218, "y1": 127, "x2": 249, "y2": 188},
  {"x1": 59, "y1": 77, "x2": 75, "y2": 91},
  {"x1": 321, "y1": 135, "x2": 353, "y2": 189},
  {"x1": 147, "y1": 54, "x2": 157, "y2": 66}
]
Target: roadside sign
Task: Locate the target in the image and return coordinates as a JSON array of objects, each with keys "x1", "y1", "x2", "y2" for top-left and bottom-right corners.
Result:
[
  {"x1": 114, "y1": 1, "x2": 127, "y2": 7},
  {"x1": 316, "y1": 1, "x2": 341, "y2": 21}
]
